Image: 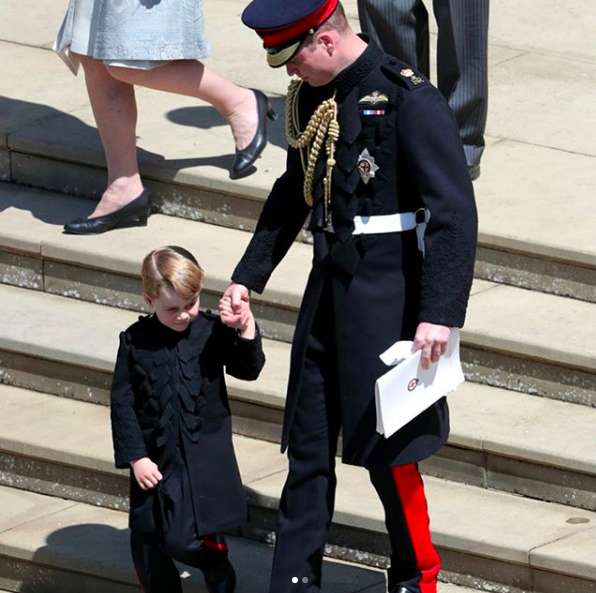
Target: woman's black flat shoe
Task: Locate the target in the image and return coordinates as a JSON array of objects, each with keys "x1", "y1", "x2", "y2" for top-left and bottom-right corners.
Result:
[
  {"x1": 230, "y1": 89, "x2": 276, "y2": 179},
  {"x1": 63, "y1": 189, "x2": 152, "y2": 235}
]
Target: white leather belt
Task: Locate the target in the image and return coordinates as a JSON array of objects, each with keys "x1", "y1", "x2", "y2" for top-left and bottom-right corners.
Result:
[{"x1": 352, "y1": 209, "x2": 431, "y2": 256}]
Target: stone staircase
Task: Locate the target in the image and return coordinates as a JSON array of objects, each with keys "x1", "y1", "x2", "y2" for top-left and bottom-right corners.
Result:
[{"x1": 1, "y1": 0, "x2": 596, "y2": 592}]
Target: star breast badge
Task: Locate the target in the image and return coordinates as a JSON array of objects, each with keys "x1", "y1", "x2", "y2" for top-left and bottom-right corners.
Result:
[{"x1": 357, "y1": 149, "x2": 380, "y2": 184}]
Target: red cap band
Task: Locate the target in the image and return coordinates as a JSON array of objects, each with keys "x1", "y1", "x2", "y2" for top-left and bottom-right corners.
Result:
[{"x1": 257, "y1": 0, "x2": 339, "y2": 49}]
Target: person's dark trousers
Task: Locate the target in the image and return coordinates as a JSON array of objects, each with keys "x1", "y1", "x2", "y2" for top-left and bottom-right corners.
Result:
[
  {"x1": 131, "y1": 531, "x2": 231, "y2": 592},
  {"x1": 268, "y1": 311, "x2": 342, "y2": 593},
  {"x1": 358, "y1": 0, "x2": 489, "y2": 168},
  {"x1": 370, "y1": 464, "x2": 441, "y2": 593},
  {"x1": 268, "y1": 297, "x2": 441, "y2": 593}
]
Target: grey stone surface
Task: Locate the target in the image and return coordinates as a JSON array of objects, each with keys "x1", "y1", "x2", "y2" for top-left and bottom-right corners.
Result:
[
  {"x1": 475, "y1": 244, "x2": 596, "y2": 303},
  {"x1": 0, "y1": 450, "x2": 129, "y2": 512},
  {"x1": 0, "y1": 283, "x2": 130, "y2": 371},
  {"x1": 0, "y1": 43, "x2": 89, "y2": 140},
  {"x1": 44, "y1": 260, "x2": 146, "y2": 313},
  {"x1": 461, "y1": 344, "x2": 596, "y2": 407},
  {"x1": 0, "y1": 486, "x2": 386, "y2": 593},
  {"x1": 0, "y1": 1, "x2": 63, "y2": 47},
  {"x1": 475, "y1": 140, "x2": 596, "y2": 269},
  {"x1": 451, "y1": 383, "x2": 596, "y2": 475},
  {"x1": 0, "y1": 485, "x2": 74, "y2": 533},
  {"x1": 0, "y1": 150, "x2": 9, "y2": 181},
  {"x1": 486, "y1": 54, "x2": 596, "y2": 155},
  {"x1": 487, "y1": 0, "x2": 596, "y2": 62},
  {"x1": 3, "y1": 186, "x2": 596, "y2": 399},
  {"x1": 0, "y1": 250, "x2": 42, "y2": 291},
  {"x1": 487, "y1": 456, "x2": 596, "y2": 511},
  {"x1": 0, "y1": 348, "x2": 112, "y2": 405},
  {"x1": 11, "y1": 152, "x2": 107, "y2": 203},
  {"x1": 419, "y1": 446, "x2": 486, "y2": 489},
  {"x1": 532, "y1": 527, "x2": 596, "y2": 582},
  {"x1": 464, "y1": 284, "x2": 596, "y2": 372}
]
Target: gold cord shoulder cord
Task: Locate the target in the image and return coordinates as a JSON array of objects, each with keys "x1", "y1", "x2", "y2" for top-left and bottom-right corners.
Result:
[{"x1": 285, "y1": 78, "x2": 340, "y2": 211}]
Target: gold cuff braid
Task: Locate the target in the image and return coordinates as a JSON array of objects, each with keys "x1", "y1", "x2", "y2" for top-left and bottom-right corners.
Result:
[{"x1": 285, "y1": 78, "x2": 340, "y2": 209}]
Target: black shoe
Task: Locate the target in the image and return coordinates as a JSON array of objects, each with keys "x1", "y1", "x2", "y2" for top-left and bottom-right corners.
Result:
[
  {"x1": 468, "y1": 164, "x2": 480, "y2": 181},
  {"x1": 63, "y1": 189, "x2": 152, "y2": 235},
  {"x1": 205, "y1": 562, "x2": 236, "y2": 593},
  {"x1": 230, "y1": 89, "x2": 277, "y2": 179}
]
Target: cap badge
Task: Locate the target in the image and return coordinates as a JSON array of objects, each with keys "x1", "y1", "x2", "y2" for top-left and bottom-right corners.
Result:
[
  {"x1": 357, "y1": 149, "x2": 379, "y2": 184},
  {"x1": 358, "y1": 91, "x2": 389, "y2": 106},
  {"x1": 400, "y1": 68, "x2": 414, "y2": 78}
]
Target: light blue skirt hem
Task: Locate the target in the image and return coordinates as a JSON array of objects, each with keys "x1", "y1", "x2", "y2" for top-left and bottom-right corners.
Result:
[{"x1": 53, "y1": 0, "x2": 211, "y2": 75}]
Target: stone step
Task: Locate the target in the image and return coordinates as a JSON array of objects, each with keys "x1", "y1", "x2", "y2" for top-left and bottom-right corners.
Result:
[
  {"x1": 0, "y1": 486, "x2": 389, "y2": 593},
  {"x1": 1, "y1": 362, "x2": 595, "y2": 517},
  {"x1": 1, "y1": 192, "x2": 596, "y2": 406},
  {"x1": 1, "y1": 38, "x2": 595, "y2": 303},
  {"x1": 1, "y1": 442, "x2": 595, "y2": 593},
  {"x1": 0, "y1": 283, "x2": 595, "y2": 507}
]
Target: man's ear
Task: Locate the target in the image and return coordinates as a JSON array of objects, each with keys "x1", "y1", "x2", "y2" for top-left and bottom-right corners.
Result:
[
  {"x1": 318, "y1": 32, "x2": 337, "y2": 55},
  {"x1": 143, "y1": 293, "x2": 153, "y2": 308}
]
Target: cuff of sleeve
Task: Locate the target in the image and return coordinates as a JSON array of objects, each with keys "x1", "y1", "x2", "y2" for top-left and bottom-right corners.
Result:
[
  {"x1": 115, "y1": 449, "x2": 148, "y2": 470},
  {"x1": 231, "y1": 268, "x2": 267, "y2": 294}
]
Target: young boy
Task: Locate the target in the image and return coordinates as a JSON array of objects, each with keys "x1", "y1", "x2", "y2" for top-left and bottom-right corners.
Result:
[{"x1": 110, "y1": 245, "x2": 265, "y2": 593}]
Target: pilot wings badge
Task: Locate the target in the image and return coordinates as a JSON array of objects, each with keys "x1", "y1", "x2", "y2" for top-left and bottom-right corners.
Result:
[{"x1": 358, "y1": 91, "x2": 389, "y2": 105}]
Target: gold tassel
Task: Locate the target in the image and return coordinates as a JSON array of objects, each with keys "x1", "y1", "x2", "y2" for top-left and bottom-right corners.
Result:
[{"x1": 285, "y1": 78, "x2": 340, "y2": 213}]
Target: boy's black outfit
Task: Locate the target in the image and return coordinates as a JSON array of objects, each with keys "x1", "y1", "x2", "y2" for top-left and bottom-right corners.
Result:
[
  {"x1": 111, "y1": 312, "x2": 265, "y2": 593},
  {"x1": 231, "y1": 40, "x2": 477, "y2": 593}
]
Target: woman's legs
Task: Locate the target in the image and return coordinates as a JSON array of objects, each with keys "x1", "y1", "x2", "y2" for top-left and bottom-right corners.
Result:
[
  {"x1": 77, "y1": 54, "x2": 144, "y2": 217},
  {"x1": 106, "y1": 60, "x2": 258, "y2": 151},
  {"x1": 73, "y1": 56, "x2": 263, "y2": 220}
]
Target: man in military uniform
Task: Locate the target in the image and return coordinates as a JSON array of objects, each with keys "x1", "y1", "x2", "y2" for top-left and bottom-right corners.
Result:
[{"x1": 222, "y1": 1, "x2": 477, "y2": 592}]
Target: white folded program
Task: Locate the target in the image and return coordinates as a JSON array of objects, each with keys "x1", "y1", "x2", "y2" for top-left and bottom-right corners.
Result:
[{"x1": 375, "y1": 329, "x2": 465, "y2": 439}]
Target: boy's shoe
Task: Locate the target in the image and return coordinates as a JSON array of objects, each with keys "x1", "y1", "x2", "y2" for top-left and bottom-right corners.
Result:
[{"x1": 205, "y1": 562, "x2": 236, "y2": 593}]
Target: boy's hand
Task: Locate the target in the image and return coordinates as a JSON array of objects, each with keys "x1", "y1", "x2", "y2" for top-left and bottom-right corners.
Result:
[
  {"x1": 219, "y1": 295, "x2": 256, "y2": 339},
  {"x1": 131, "y1": 457, "x2": 163, "y2": 490}
]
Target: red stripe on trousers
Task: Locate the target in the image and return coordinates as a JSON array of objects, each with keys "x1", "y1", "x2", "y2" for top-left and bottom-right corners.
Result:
[
  {"x1": 203, "y1": 536, "x2": 228, "y2": 553},
  {"x1": 391, "y1": 464, "x2": 441, "y2": 593}
]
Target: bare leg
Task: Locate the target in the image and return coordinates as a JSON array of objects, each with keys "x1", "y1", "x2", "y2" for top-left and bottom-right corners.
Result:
[
  {"x1": 78, "y1": 54, "x2": 145, "y2": 217},
  {"x1": 106, "y1": 60, "x2": 257, "y2": 150}
]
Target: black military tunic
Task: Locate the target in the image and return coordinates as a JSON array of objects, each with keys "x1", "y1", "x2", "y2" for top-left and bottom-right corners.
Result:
[
  {"x1": 233, "y1": 41, "x2": 477, "y2": 468},
  {"x1": 110, "y1": 312, "x2": 265, "y2": 537}
]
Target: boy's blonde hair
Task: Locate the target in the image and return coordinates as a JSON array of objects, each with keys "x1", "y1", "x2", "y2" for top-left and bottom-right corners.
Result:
[{"x1": 141, "y1": 246, "x2": 204, "y2": 300}]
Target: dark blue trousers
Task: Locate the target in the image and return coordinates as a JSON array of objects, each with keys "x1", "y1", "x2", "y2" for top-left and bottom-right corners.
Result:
[{"x1": 268, "y1": 295, "x2": 440, "y2": 593}]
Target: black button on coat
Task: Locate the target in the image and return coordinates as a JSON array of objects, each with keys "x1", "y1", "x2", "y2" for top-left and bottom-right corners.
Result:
[
  {"x1": 110, "y1": 312, "x2": 265, "y2": 536},
  {"x1": 233, "y1": 42, "x2": 478, "y2": 469}
]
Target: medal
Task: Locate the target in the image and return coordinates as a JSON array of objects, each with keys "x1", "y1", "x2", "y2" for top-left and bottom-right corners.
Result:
[{"x1": 357, "y1": 149, "x2": 379, "y2": 184}]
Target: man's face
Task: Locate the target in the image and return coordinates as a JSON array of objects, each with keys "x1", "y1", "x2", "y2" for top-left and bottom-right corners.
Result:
[{"x1": 285, "y1": 35, "x2": 336, "y2": 86}]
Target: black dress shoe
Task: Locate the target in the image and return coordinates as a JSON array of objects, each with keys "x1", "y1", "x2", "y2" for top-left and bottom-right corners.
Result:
[
  {"x1": 63, "y1": 189, "x2": 152, "y2": 235},
  {"x1": 205, "y1": 562, "x2": 236, "y2": 593},
  {"x1": 230, "y1": 89, "x2": 277, "y2": 179}
]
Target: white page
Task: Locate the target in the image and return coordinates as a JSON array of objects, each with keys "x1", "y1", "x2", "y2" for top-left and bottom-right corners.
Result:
[{"x1": 375, "y1": 329, "x2": 464, "y2": 438}]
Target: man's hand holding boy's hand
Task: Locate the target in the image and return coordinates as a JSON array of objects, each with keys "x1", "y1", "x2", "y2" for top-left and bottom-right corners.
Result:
[
  {"x1": 219, "y1": 288, "x2": 256, "y2": 339},
  {"x1": 131, "y1": 457, "x2": 163, "y2": 490}
]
